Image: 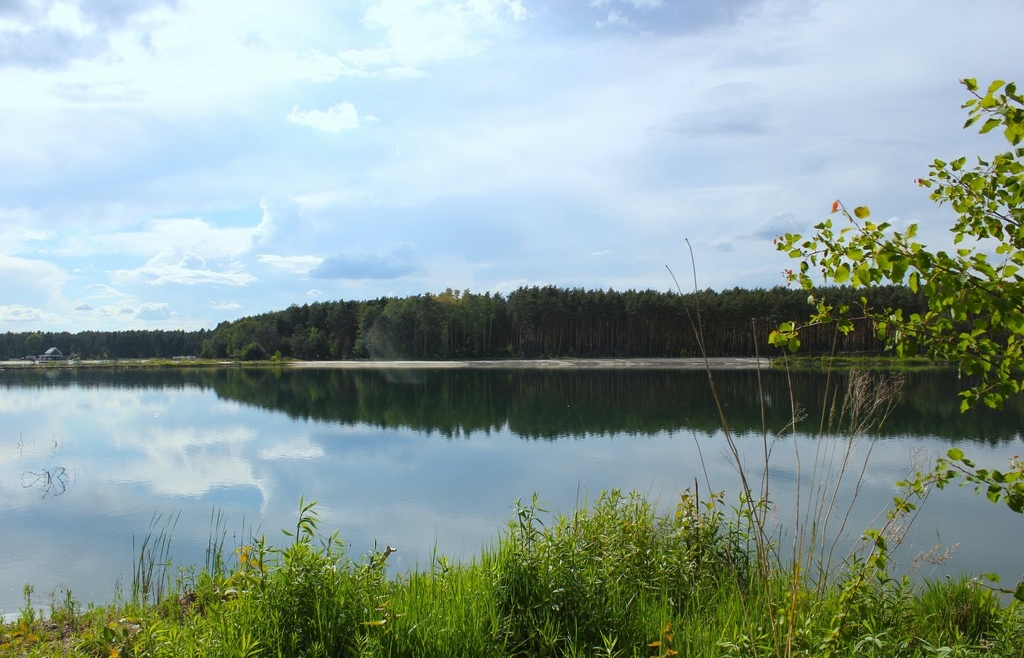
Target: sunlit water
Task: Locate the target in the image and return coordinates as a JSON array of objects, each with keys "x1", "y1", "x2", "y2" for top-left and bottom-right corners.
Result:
[{"x1": 2, "y1": 366, "x2": 1022, "y2": 619}]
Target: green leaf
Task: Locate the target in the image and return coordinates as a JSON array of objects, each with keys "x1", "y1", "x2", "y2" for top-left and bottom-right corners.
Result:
[
  {"x1": 853, "y1": 206, "x2": 871, "y2": 219},
  {"x1": 768, "y1": 331, "x2": 789, "y2": 348},
  {"x1": 833, "y1": 263, "x2": 851, "y2": 284},
  {"x1": 947, "y1": 448, "x2": 964, "y2": 461},
  {"x1": 979, "y1": 117, "x2": 1002, "y2": 135}
]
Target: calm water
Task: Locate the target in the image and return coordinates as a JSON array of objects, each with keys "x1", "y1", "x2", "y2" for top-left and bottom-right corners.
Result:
[{"x1": 2, "y1": 366, "x2": 1023, "y2": 617}]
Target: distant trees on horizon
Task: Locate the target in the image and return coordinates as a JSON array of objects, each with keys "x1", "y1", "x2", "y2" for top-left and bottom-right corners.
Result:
[{"x1": 0, "y1": 284, "x2": 926, "y2": 362}]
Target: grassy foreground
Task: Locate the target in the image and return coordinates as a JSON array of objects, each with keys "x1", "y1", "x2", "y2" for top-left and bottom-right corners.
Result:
[{"x1": 2, "y1": 491, "x2": 1022, "y2": 658}]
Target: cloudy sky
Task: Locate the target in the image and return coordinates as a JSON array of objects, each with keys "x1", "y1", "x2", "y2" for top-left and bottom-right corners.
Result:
[{"x1": 0, "y1": 0, "x2": 1020, "y2": 332}]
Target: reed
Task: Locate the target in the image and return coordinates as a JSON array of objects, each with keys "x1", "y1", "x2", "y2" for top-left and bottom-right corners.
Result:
[{"x1": 131, "y1": 510, "x2": 180, "y2": 606}]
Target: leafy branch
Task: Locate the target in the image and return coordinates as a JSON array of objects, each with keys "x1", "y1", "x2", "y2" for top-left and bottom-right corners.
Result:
[{"x1": 771, "y1": 78, "x2": 1024, "y2": 600}]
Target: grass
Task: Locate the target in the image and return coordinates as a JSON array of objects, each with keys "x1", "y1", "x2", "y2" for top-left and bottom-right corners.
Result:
[{"x1": 3, "y1": 490, "x2": 1023, "y2": 658}]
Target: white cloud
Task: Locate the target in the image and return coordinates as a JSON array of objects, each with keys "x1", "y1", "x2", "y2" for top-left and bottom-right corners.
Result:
[
  {"x1": 504, "y1": 0, "x2": 528, "y2": 22},
  {"x1": 362, "y1": 0, "x2": 525, "y2": 65},
  {"x1": 596, "y1": 10, "x2": 629, "y2": 28},
  {"x1": 76, "y1": 217, "x2": 267, "y2": 260},
  {"x1": 286, "y1": 102, "x2": 366, "y2": 133},
  {"x1": 258, "y1": 254, "x2": 324, "y2": 274},
  {"x1": 0, "y1": 304, "x2": 60, "y2": 324},
  {"x1": 0, "y1": 208, "x2": 54, "y2": 253},
  {"x1": 109, "y1": 249, "x2": 257, "y2": 287},
  {"x1": 95, "y1": 304, "x2": 139, "y2": 317},
  {"x1": 46, "y1": 1, "x2": 94, "y2": 36},
  {"x1": 136, "y1": 302, "x2": 172, "y2": 320},
  {"x1": 0, "y1": 254, "x2": 70, "y2": 301},
  {"x1": 84, "y1": 283, "x2": 128, "y2": 299}
]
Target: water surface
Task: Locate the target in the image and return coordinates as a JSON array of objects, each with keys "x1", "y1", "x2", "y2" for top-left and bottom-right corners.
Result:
[{"x1": 1, "y1": 366, "x2": 1022, "y2": 618}]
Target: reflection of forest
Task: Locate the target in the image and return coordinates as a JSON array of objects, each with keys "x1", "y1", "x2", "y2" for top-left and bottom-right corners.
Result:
[{"x1": 5, "y1": 367, "x2": 1017, "y2": 443}]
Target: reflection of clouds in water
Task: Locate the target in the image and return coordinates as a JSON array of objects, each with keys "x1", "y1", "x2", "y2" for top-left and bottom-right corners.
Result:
[
  {"x1": 3, "y1": 371, "x2": 1024, "y2": 617},
  {"x1": 111, "y1": 425, "x2": 255, "y2": 451},
  {"x1": 103, "y1": 426, "x2": 262, "y2": 497},
  {"x1": 109, "y1": 452, "x2": 262, "y2": 498},
  {"x1": 0, "y1": 434, "x2": 62, "y2": 464},
  {"x1": 259, "y1": 437, "x2": 325, "y2": 460},
  {"x1": 0, "y1": 389, "x2": 51, "y2": 413}
]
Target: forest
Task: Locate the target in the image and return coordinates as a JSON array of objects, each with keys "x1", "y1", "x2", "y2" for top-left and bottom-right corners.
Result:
[{"x1": 0, "y1": 284, "x2": 925, "y2": 361}]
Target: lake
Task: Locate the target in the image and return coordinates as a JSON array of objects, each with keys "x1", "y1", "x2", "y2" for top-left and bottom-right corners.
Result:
[{"x1": 2, "y1": 365, "x2": 1023, "y2": 618}]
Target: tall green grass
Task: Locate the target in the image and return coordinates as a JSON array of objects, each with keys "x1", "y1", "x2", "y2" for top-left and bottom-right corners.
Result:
[{"x1": 5, "y1": 484, "x2": 1022, "y2": 657}]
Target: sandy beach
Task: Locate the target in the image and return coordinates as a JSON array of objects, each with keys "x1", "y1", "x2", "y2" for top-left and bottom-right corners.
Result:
[
  {"x1": 0, "y1": 357, "x2": 772, "y2": 370},
  {"x1": 288, "y1": 357, "x2": 772, "y2": 369}
]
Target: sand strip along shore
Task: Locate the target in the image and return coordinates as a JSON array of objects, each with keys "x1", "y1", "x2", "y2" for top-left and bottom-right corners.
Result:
[{"x1": 288, "y1": 357, "x2": 771, "y2": 370}]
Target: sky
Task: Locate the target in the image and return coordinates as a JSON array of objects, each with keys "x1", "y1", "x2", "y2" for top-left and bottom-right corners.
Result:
[{"x1": 0, "y1": 0, "x2": 1021, "y2": 333}]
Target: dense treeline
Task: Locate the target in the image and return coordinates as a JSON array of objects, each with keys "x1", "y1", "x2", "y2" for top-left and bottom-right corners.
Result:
[
  {"x1": 202, "y1": 284, "x2": 925, "y2": 360},
  {"x1": 0, "y1": 329, "x2": 208, "y2": 361},
  {"x1": 0, "y1": 285, "x2": 926, "y2": 361}
]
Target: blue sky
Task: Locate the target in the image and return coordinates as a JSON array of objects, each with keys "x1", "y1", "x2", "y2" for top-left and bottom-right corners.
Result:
[{"x1": 0, "y1": 0, "x2": 1020, "y2": 332}]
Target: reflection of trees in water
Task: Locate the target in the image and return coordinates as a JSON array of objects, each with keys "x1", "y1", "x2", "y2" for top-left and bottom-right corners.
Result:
[
  {"x1": 2, "y1": 367, "x2": 1021, "y2": 443},
  {"x1": 209, "y1": 368, "x2": 1024, "y2": 444}
]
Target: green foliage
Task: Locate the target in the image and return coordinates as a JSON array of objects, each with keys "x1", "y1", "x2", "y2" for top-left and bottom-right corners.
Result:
[
  {"x1": 488, "y1": 489, "x2": 750, "y2": 655},
  {"x1": 773, "y1": 78, "x2": 1024, "y2": 601},
  {"x1": 24, "y1": 332, "x2": 44, "y2": 357},
  {"x1": 239, "y1": 341, "x2": 266, "y2": 361},
  {"x1": 773, "y1": 78, "x2": 1024, "y2": 412},
  {"x1": 939, "y1": 450, "x2": 1024, "y2": 514},
  {"x1": 214, "y1": 498, "x2": 391, "y2": 657},
  {"x1": 912, "y1": 578, "x2": 1003, "y2": 645}
]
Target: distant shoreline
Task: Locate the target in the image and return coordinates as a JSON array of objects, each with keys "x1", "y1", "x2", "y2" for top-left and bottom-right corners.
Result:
[
  {"x1": 0, "y1": 357, "x2": 773, "y2": 370},
  {"x1": 288, "y1": 357, "x2": 773, "y2": 369}
]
